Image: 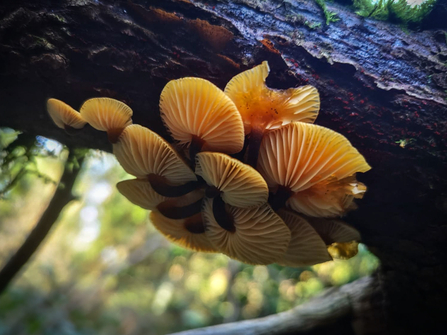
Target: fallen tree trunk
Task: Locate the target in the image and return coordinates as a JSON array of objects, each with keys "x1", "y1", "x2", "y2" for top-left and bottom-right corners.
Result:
[{"x1": 1, "y1": 0, "x2": 446, "y2": 334}]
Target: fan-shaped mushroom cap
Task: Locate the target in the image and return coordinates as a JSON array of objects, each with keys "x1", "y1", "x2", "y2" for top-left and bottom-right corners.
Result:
[
  {"x1": 277, "y1": 209, "x2": 332, "y2": 267},
  {"x1": 113, "y1": 124, "x2": 197, "y2": 184},
  {"x1": 150, "y1": 211, "x2": 217, "y2": 253},
  {"x1": 195, "y1": 151, "x2": 268, "y2": 208},
  {"x1": 307, "y1": 217, "x2": 361, "y2": 260},
  {"x1": 159, "y1": 77, "x2": 244, "y2": 154},
  {"x1": 117, "y1": 179, "x2": 166, "y2": 210},
  {"x1": 288, "y1": 176, "x2": 367, "y2": 218},
  {"x1": 224, "y1": 61, "x2": 320, "y2": 134},
  {"x1": 258, "y1": 122, "x2": 371, "y2": 216},
  {"x1": 47, "y1": 98, "x2": 86, "y2": 130},
  {"x1": 80, "y1": 97, "x2": 133, "y2": 142},
  {"x1": 203, "y1": 199, "x2": 291, "y2": 265}
]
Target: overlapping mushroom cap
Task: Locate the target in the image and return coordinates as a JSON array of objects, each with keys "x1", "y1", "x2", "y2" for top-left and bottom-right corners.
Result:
[
  {"x1": 258, "y1": 122, "x2": 371, "y2": 217},
  {"x1": 47, "y1": 98, "x2": 86, "y2": 131},
  {"x1": 117, "y1": 179, "x2": 167, "y2": 210},
  {"x1": 224, "y1": 61, "x2": 320, "y2": 134},
  {"x1": 203, "y1": 199, "x2": 291, "y2": 265},
  {"x1": 160, "y1": 77, "x2": 244, "y2": 156}
]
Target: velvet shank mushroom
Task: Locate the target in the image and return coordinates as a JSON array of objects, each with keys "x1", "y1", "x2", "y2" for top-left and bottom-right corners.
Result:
[
  {"x1": 202, "y1": 199, "x2": 291, "y2": 265},
  {"x1": 257, "y1": 122, "x2": 371, "y2": 217},
  {"x1": 113, "y1": 124, "x2": 198, "y2": 197},
  {"x1": 46, "y1": 98, "x2": 87, "y2": 133},
  {"x1": 277, "y1": 209, "x2": 332, "y2": 267},
  {"x1": 80, "y1": 97, "x2": 133, "y2": 143},
  {"x1": 159, "y1": 77, "x2": 244, "y2": 161},
  {"x1": 224, "y1": 61, "x2": 320, "y2": 166}
]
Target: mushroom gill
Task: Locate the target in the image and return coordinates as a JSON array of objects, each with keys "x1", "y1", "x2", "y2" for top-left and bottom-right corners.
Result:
[
  {"x1": 113, "y1": 124, "x2": 199, "y2": 197},
  {"x1": 117, "y1": 178, "x2": 166, "y2": 210},
  {"x1": 80, "y1": 97, "x2": 133, "y2": 143},
  {"x1": 202, "y1": 198, "x2": 291, "y2": 265},
  {"x1": 46, "y1": 98, "x2": 86, "y2": 133},
  {"x1": 257, "y1": 122, "x2": 371, "y2": 217},
  {"x1": 224, "y1": 61, "x2": 320, "y2": 166},
  {"x1": 159, "y1": 77, "x2": 244, "y2": 161}
]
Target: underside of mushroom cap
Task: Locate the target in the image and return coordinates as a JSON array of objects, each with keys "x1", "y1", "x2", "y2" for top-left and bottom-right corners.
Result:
[
  {"x1": 277, "y1": 209, "x2": 332, "y2": 267},
  {"x1": 113, "y1": 124, "x2": 197, "y2": 184},
  {"x1": 195, "y1": 151, "x2": 268, "y2": 208},
  {"x1": 224, "y1": 61, "x2": 320, "y2": 134},
  {"x1": 287, "y1": 176, "x2": 367, "y2": 218},
  {"x1": 150, "y1": 211, "x2": 217, "y2": 253},
  {"x1": 159, "y1": 77, "x2": 244, "y2": 154},
  {"x1": 80, "y1": 97, "x2": 133, "y2": 142},
  {"x1": 258, "y1": 122, "x2": 371, "y2": 194},
  {"x1": 202, "y1": 198, "x2": 291, "y2": 265},
  {"x1": 116, "y1": 178, "x2": 167, "y2": 210},
  {"x1": 47, "y1": 98, "x2": 86, "y2": 130}
]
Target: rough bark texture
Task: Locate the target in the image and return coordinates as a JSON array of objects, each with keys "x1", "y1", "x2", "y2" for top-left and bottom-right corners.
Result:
[{"x1": 1, "y1": 0, "x2": 447, "y2": 334}]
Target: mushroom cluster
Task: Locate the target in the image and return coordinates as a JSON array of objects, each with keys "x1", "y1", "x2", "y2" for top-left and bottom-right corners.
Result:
[{"x1": 47, "y1": 61, "x2": 370, "y2": 266}]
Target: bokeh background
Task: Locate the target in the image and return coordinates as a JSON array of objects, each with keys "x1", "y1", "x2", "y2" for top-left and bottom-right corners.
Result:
[{"x1": 0, "y1": 129, "x2": 379, "y2": 335}]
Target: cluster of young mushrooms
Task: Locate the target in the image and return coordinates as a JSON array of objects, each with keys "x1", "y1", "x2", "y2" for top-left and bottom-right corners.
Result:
[{"x1": 47, "y1": 61, "x2": 370, "y2": 266}]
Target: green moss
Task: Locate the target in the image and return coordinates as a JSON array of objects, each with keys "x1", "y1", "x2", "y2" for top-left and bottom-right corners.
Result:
[
  {"x1": 353, "y1": 0, "x2": 437, "y2": 24},
  {"x1": 315, "y1": 0, "x2": 340, "y2": 25}
]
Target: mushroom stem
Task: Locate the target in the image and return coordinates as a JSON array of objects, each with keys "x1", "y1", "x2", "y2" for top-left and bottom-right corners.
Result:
[
  {"x1": 269, "y1": 186, "x2": 293, "y2": 211},
  {"x1": 189, "y1": 135, "x2": 205, "y2": 165},
  {"x1": 147, "y1": 174, "x2": 202, "y2": 197},
  {"x1": 212, "y1": 196, "x2": 235, "y2": 233},
  {"x1": 157, "y1": 198, "x2": 203, "y2": 220},
  {"x1": 107, "y1": 128, "x2": 125, "y2": 144},
  {"x1": 247, "y1": 126, "x2": 264, "y2": 168}
]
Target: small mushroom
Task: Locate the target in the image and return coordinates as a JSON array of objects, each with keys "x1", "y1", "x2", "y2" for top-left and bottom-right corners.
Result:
[
  {"x1": 150, "y1": 211, "x2": 217, "y2": 253},
  {"x1": 46, "y1": 98, "x2": 86, "y2": 133},
  {"x1": 113, "y1": 125, "x2": 199, "y2": 197},
  {"x1": 203, "y1": 198, "x2": 291, "y2": 265},
  {"x1": 277, "y1": 209, "x2": 332, "y2": 267},
  {"x1": 224, "y1": 61, "x2": 320, "y2": 166},
  {"x1": 80, "y1": 97, "x2": 133, "y2": 143},
  {"x1": 258, "y1": 122, "x2": 371, "y2": 217},
  {"x1": 307, "y1": 217, "x2": 361, "y2": 260},
  {"x1": 159, "y1": 77, "x2": 244, "y2": 161}
]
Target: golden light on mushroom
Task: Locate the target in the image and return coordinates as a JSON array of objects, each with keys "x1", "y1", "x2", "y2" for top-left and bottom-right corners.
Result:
[
  {"x1": 80, "y1": 97, "x2": 133, "y2": 143},
  {"x1": 195, "y1": 151, "x2": 268, "y2": 208},
  {"x1": 46, "y1": 98, "x2": 87, "y2": 132},
  {"x1": 307, "y1": 217, "x2": 361, "y2": 260},
  {"x1": 257, "y1": 122, "x2": 371, "y2": 217},
  {"x1": 116, "y1": 179, "x2": 167, "y2": 210},
  {"x1": 159, "y1": 77, "x2": 244, "y2": 160},
  {"x1": 277, "y1": 209, "x2": 332, "y2": 267},
  {"x1": 224, "y1": 61, "x2": 320, "y2": 166},
  {"x1": 113, "y1": 125, "x2": 198, "y2": 197},
  {"x1": 150, "y1": 211, "x2": 217, "y2": 253},
  {"x1": 202, "y1": 199, "x2": 291, "y2": 265}
]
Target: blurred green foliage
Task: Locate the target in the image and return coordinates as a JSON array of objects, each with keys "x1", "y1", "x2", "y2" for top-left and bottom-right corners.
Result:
[{"x1": 0, "y1": 129, "x2": 379, "y2": 335}]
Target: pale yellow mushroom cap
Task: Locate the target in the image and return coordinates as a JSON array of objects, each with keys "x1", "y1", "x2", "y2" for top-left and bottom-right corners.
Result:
[
  {"x1": 113, "y1": 124, "x2": 197, "y2": 184},
  {"x1": 224, "y1": 61, "x2": 320, "y2": 134},
  {"x1": 150, "y1": 211, "x2": 217, "y2": 253},
  {"x1": 277, "y1": 209, "x2": 332, "y2": 267},
  {"x1": 116, "y1": 178, "x2": 166, "y2": 210},
  {"x1": 159, "y1": 77, "x2": 244, "y2": 154},
  {"x1": 195, "y1": 151, "x2": 268, "y2": 208},
  {"x1": 47, "y1": 98, "x2": 86, "y2": 130},
  {"x1": 287, "y1": 175, "x2": 367, "y2": 218},
  {"x1": 80, "y1": 97, "x2": 133, "y2": 142},
  {"x1": 203, "y1": 198, "x2": 291, "y2": 265}
]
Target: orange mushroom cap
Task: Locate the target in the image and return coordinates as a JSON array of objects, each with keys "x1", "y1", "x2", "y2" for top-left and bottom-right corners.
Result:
[
  {"x1": 203, "y1": 198, "x2": 291, "y2": 265},
  {"x1": 116, "y1": 178, "x2": 166, "y2": 210},
  {"x1": 258, "y1": 122, "x2": 371, "y2": 217},
  {"x1": 277, "y1": 209, "x2": 332, "y2": 267},
  {"x1": 113, "y1": 124, "x2": 197, "y2": 184},
  {"x1": 195, "y1": 151, "x2": 268, "y2": 208},
  {"x1": 80, "y1": 97, "x2": 133, "y2": 143},
  {"x1": 224, "y1": 61, "x2": 320, "y2": 135},
  {"x1": 159, "y1": 77, "x2": 244, "y2": 154},
  {"x1": 47, "y1": 98, "x2": 86, "y2": 130}
]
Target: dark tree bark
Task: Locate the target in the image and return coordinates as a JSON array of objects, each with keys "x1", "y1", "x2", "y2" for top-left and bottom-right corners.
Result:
[{"x1": 1, "y1": 1, "x2": 446, "y2": 334}]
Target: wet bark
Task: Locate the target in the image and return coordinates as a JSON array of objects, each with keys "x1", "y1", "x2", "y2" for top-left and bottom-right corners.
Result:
[{"x1": 1, "y1": 0, "x2": 447, "y2": 334}]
